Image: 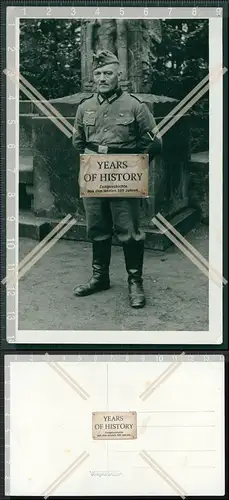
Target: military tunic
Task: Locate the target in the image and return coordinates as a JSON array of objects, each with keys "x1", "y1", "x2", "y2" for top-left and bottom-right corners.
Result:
[{"x1": 72, "y1": 88, "x2": 159, "y2": 243}]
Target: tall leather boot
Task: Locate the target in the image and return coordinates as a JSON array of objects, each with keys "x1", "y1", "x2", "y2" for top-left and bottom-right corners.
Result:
[
  {"x1": 73, "y1": 238, "x2": 112, "y2": 297},
  {"x1": 123, "y1": 240, "x2": 146, "y2": 308}
]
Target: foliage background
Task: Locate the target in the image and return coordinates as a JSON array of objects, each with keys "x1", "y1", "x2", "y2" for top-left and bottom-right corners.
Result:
[{"x1": 20, "y1": 19, "x2": 209, "y2": 153}]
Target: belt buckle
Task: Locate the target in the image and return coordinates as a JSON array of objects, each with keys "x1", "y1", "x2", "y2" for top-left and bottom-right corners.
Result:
[{"x1": 98, "y1": 144, "x2": 108, "y2": 154}]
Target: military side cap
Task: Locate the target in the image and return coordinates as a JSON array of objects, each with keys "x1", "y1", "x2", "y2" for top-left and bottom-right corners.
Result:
[{"x1": 92, "y1": 50, "x2": 119, "y2": 70}]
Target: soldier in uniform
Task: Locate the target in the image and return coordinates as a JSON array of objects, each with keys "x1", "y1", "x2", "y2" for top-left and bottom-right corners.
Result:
[{"x1": 72, "y1": 50, "x2": 162, "y2": 308}]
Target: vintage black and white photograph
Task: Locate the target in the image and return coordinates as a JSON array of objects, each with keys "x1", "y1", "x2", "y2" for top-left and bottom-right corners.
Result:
[{"x1": 12, "y1": 9, "x2": 223, "y2": 343}]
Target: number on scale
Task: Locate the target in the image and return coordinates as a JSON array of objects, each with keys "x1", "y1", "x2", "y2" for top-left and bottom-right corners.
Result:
[
  {"x1": 120, "y1": 7, "x2": 124, "y2": 16},
  {"x1": 95, "y1": 8, "x2": 100, "y2": 16},
  {"x1": 8, "y1": 264, "x2": 15, "y2": 272},
  {"x1": 8, "y1": 120, "x2": 16, "y2": 125},
  {"x1": 7, "y1": 243, "x2": 15, "y2": 250},
  {"x1": 5, "y1": 70, "x2": 16, "y2": 77},
  {"x1": 46, "y1": 7, "x2": 51, "y2": 16},
  {"x1": 192, "y1": 8, "x2": 197, "y2": 16},
  {"x1": 71, "y1": 7, "x2": 77, "y2": 16},
  {"x1": 7, "y1": 313, "x2": 15, "y2": 320},
  {"x1": 156, "y1": 355, "x2": 164, "y2": 362},
  {"x1": 144, "y1": 8, "x2": 148, "y2": 16},
  {"x1": 216, "y1": 8, "x2": 222, "y2": 16},
  {"x1": 7, "y1": 144, "x2": 16, "y2": 149},
  {"x1": 168, "y1": 8, "x2": 172, "y2": 16}
]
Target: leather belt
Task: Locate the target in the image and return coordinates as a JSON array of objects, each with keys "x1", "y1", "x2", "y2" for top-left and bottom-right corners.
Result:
[{"x1": 86, "y1": 142, "x2": 137, "y2": 154}]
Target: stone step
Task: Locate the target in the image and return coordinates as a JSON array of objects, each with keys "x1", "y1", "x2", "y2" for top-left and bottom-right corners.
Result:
[
  {"x1": 190, "y1": 151, "x2": 209, "y2": 164},
  {"x1": 19, "y1": 211, "x2": 51, "y2": 240},
  {"x1": 19, "y1": 207, "x2": 198, "y2": 251}
]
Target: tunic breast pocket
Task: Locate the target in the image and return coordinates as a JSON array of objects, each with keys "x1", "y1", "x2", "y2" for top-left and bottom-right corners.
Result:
[
  {"x1": 83, "y1": 115, "x2": 96, "y2": 141},
  {"x1": 115, "y1": 114, "x2": 135, "y2": 141}
]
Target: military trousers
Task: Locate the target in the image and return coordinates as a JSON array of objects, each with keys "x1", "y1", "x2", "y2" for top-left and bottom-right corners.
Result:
[
  {"x1": 83, "y1": 197, "x2": 145, "y2": 243},
  {"x1": 82, "y1": 148, "x2": 145, "y2": 243}
]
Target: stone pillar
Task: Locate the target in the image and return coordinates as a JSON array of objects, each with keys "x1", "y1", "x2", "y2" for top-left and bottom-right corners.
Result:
[
  {"x1": 80, "y1": 19, "x2": 162, "y2": 93},
  {"x1": 32, "y1": 111, "x2": 81, "y2": 217}
]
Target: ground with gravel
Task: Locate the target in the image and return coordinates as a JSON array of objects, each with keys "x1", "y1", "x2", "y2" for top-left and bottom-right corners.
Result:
[{"x1": 18, "y1": 224, "x2": 209, "y2": 331}]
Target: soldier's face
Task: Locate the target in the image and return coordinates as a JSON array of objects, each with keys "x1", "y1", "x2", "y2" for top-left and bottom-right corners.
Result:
[{"x1": 93, "y1": 63, "x2": 119, "y2": 94}]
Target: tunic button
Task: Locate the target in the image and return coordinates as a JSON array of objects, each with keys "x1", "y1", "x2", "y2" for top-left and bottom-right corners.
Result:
[
  {"x1": 104, "y1": 114, "x2": 107, "y2": 117},
  {"x1": 104, "y1": 128, "x2": 108, "y2": 131}
]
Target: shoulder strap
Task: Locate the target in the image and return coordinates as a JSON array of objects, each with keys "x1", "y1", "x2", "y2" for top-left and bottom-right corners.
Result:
[
  {"x1": 129, "y1": 93, "x2": 144, "y2": 103},
  {"x1": 79, "y1": 93, "x2": 94, "y2": 105}
]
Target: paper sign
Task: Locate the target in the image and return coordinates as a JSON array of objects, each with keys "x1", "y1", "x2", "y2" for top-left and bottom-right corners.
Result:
[
  {"x1": 80, "y1": 154, "x2": 148, "y2": 197},
  {"x1": 92, "y1": 411, "x2": 137, "y2": 440}
]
